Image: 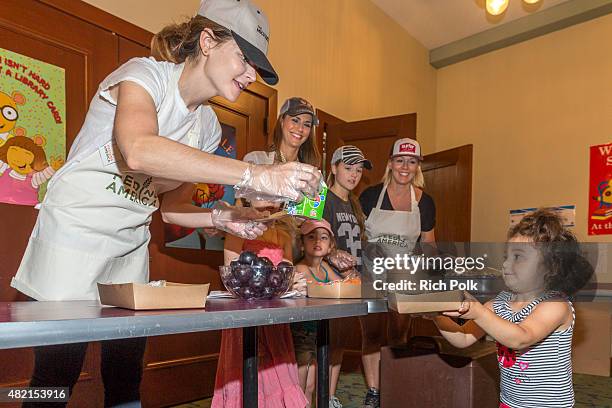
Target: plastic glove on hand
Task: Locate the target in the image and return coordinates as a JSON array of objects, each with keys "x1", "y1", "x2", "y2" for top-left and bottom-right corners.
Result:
[
  {"x1": 211, "y1": 201, "x2": 267, "y2": 240},
  {"x1": 292, "y1": 271, "x2": 308, "y2": 296},
  {"x1": 326, "y1": 249, "x2": 358, "y2": 272},
  {"x1": 234, "y1": 162, "x2": 322, "y2": 202}
]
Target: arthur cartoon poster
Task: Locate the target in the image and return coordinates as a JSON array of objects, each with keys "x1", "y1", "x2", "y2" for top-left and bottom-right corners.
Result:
[
  {"x1": 164, "y1": 124, "x2": 237, "y2": 250},
  {"x1": 588, "y1": 142, "x2": 612, "y2": 235},
  {"x1": 0, "y1": 47, "x2": 65, "y2": 206}
]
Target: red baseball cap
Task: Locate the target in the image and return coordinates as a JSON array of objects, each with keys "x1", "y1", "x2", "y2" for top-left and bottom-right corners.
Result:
[{"x1": 390, "y1": 137, "x2": 423, "y2": 160}]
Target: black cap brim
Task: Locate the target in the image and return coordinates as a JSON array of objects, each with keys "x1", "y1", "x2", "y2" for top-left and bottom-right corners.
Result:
[
  {"x1": 345, "y1": 158, "x2": 373, "y2": 170},
  {"x1": 232, "y1": 31, "x2": 278, "y2": 85}
]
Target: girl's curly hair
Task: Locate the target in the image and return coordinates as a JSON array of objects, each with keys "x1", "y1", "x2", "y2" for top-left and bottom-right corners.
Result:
[{"x1": 508, "y1": 209, "x2": 593, "y2": 295}]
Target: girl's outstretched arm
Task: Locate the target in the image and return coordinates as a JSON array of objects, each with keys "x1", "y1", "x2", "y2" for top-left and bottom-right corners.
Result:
[
  {"x1": 430, "y1": 302, "x2": 490, "y2": 348},
  {"x1": 446, "y1": 296, "x2": 571, "y2": 350}
]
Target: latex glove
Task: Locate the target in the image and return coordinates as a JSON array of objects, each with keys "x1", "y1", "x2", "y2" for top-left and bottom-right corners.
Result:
[
  {"x1": 292, "y1": 271, "x2": 308, "y2": 296},
  {"x1": 211, "y1": 201, "x2": 267, "y2": 240},
  {"x1": 326, "y1": 249, "x2": 358, "y2": 272},
  {"x1": 234, "y1": 162, "x2": 322, "y2": 202}
]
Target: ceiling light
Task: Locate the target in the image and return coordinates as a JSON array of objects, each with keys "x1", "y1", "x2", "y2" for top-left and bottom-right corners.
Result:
[
  {"x1": 486, "y1": 0, "x2": 510, "y2": 16},
  {"x1": 523, "y1": 0, "x2": 541, "y2": 4}
]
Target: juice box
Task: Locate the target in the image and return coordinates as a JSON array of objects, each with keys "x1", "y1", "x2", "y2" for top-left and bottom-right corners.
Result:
[{"x1": 286, "y1": 183, "x2": 328, "y2": 220}]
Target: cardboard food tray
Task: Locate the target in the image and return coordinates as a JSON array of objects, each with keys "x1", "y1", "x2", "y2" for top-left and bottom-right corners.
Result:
[
  {"x1": 97, "y1": 282, "x2": 210, "y2": 310},
  {"x1": 307, "y1": 281, "x2": 362, "y2": 299},
  {"x1": 388, "y1": 290, "x2": 464, "y2": 314}
]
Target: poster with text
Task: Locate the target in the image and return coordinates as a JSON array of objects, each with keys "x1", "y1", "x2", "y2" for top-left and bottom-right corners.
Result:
[
  {"x1": 589, "y1": 142, "x2": 612, "y2": 235},
  {"x1": 0, "y1": 48, "x2": 65, "y2": 206},
  {"x1": 164, "y1": 123, "x2": 237, "y2": 250}
]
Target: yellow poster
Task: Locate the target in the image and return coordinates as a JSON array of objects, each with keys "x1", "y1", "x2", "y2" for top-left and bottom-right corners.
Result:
[{"x1": 0, "y1": 47, "x2": 66, "y2": 206}]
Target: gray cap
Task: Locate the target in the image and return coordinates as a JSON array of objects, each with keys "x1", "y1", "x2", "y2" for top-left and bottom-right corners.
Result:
[
  {"x1": 279, "y1": 97, "x2": 319, "y2": 126},
  {"x1": 198, "y1": 0, "x2": 278, "y2": 85}
]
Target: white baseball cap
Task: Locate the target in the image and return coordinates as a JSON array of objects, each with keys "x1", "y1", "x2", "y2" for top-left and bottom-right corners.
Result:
[
  {"x1": 198, "y1": 0, "x2": 278, "y2": 85},
  {"x1": 390, "y1": 138, "x2": 423, "y2": 160}
]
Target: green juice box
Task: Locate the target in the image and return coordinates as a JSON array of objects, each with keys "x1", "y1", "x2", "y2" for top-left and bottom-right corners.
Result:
[{"x1": 286, "y1": 182, "x2": 328, "y2": 220}]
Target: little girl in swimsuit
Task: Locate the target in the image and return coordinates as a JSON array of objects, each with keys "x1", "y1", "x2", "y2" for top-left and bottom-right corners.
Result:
[{"x1": 292, "y1": 219, "x2": 343, "y2": 406}]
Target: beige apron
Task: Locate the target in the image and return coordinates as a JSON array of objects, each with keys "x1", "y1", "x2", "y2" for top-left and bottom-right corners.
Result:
[
  {"x1": 363, "y1": 183, "x2": 422, "y2": 295},
  {"x1": 365, "y1": 183, "x2": 421, "y2": 254},
  {"x1": 11, "y1": 143, "x2": 162, "y2": 300}
]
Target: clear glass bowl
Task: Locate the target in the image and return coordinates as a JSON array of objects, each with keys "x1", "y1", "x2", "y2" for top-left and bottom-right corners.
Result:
[{"x1": 219, "y1": 264, "x2": 295, "y2": 300}]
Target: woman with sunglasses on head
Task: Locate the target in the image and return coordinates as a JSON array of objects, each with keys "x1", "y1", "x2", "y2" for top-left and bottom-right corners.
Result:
[
  {"x1": 357, "y1": 138, "x2": 436, "y2": 408},
  {"x1": 245, "y1": 96, "x2": 320, "y2": 168}
]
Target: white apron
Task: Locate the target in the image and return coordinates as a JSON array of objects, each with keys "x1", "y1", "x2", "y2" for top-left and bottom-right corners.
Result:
[
  {"x1": 11, "y1": 143, "x2": 163, "y2": 301},
  {"x1": 365, "y1": 183, "x2": 421, "y2": 255},
  {"x1": 362, "y1": 183, "x2": 422, "y2": 295}
]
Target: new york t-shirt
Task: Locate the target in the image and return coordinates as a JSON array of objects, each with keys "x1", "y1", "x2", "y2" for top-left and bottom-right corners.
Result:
[{"x1": 323, "y1": 189, "x2": 363, "y2": 265}]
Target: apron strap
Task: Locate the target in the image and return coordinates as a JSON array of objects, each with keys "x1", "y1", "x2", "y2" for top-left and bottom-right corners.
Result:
[
  {"x1": 375, "y1": 182, "x2": 388, "y2": 210},
  {"x1": 410, "y1": 184, "x2": 418, "y2": 211}
]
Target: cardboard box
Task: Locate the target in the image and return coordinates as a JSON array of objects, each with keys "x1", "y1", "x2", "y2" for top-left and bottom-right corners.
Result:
[
  {"x1": 307, "y1": 280, "x2": 361, "y2": 299},
  {"x1": 98, "y1": 282, "x2": 210, "y2": 310},
  {"x1": 388, "y1": 290, "x2": 464, "y2": 314}
]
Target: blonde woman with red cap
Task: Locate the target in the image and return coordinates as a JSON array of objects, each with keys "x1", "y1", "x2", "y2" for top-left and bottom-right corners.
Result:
[
  {"x1": 11, "y1": 1, "x2": 321, "y2": 406},
  {"x1": 358, "y1": 138, "x2": 436, "y2": 408}
]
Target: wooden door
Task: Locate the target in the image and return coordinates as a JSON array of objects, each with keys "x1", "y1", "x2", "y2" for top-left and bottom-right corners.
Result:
[
  {"x1": 421, "y1": 145, "x2": 473, "y2": 243},
  {"x1": 320, "y1": 112, "x2": 417, "y2": 193}
]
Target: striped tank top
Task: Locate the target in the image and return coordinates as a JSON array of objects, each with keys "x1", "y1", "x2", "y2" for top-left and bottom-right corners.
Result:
[{"x1": 493, "y1": 291, "x2": 575, "y2": 408}]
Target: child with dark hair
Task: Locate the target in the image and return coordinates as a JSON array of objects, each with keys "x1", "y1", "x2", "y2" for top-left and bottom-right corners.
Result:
[{"x1": 428, "y1": 209, "x2": 593, "y2": 408}]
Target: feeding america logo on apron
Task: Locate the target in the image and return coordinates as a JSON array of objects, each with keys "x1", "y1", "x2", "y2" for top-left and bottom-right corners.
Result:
[
  {"x1": 98, "y1": 140, "x2": 159, "y2": 208},
  {"x1": 105, "y1": 174, "x2": 158, "y2": 207}
]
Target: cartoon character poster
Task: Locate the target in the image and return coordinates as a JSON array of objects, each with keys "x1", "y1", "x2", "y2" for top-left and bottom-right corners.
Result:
[
  {"x1": 0, "y1": 48, "x2": 65, "y2": 206},
  {"x1": 588, "y1": 142, "x2": 612, "y2": 235},
  {"x1": 164, "y1": 123, "x2": 237, "y2": 250}
]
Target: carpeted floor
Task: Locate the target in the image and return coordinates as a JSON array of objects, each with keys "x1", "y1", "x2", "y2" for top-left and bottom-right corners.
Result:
[{"x1": 173, "y1": 371, "x2": 612, "y2": 408}]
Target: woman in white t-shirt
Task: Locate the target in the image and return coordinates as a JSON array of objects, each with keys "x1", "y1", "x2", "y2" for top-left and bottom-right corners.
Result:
[{"x1": 12, "y1": 1, "x2": 321, "y2": 407}]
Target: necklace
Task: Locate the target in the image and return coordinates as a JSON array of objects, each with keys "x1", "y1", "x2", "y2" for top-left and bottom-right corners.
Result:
[
  {"x1": 308, "y1": 265, "x2": 330, "y2": 283},
  {"x1": 278, "y1": 150, "x2": 287, "y2": 163}
]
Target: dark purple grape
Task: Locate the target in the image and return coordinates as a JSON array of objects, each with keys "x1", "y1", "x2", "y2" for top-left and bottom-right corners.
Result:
[
  {"x1": 250, "y1": 276, "x2": 266, "y2": 290},
  {"x1": 240, "y1": 287, "x2": 254, "y2": 299},
  {"x1": 262, "y1": 287, "x2": 275, "y2": 298},
  {"x1": 230, "y1": 260, "x2": 240, "y2": 269},
  {"x1": 234, "y1": 265, "x2": 252, "y2": 283},
  {"x1": 277, "y1": 261, "x2": 292, "y2": 268},
  {"x1": 238, "y1": 251, "x2": 257, "y2": 265},
  {"x1": 227, "y1": 277, "x2": 241, "y2": 289},
  {"x1": 252, "y1": 264, "x2": 271, "y2": 279},
  {"x1": 267, "y1": 271, "x2": 282, "y2": 288},
  {"x1": 277, "y1": 265, "x2": 293, "y2": 279},
  {"x1": 252, "y1": 257, "x2": 269, "y2": 268},
  {"x1": 259, "y1": 257, "x2": 273, "y2": 266}
]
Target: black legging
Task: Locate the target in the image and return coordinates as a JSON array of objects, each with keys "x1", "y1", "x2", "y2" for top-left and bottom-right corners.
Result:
[{"x1": 23, "y1": 337, "x2": 147, "y2": 408}]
